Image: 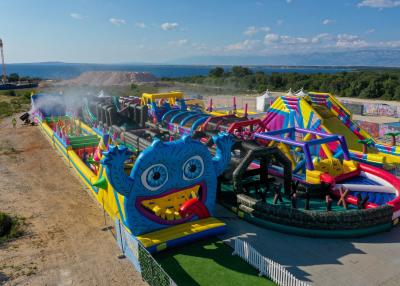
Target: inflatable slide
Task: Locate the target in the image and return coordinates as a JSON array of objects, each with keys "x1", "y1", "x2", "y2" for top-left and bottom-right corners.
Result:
[{"x1": 263, "y1": 92, "x2": 400, "y2": 168}]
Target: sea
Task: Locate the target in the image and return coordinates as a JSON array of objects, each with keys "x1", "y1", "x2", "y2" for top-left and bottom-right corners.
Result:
[{"x1": 6, "y1": 63, "x2": 353, "y2": 80}]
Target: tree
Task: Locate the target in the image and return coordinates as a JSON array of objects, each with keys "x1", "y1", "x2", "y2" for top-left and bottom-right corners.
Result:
[
  {"x1": 231, "y1": 66, "x2": 252, "y2": 77},
  {"x1": 383, "y1": 78, "x2": 397, "y2": 98},
  {"x1": 393, "y1": 86, "x2": 400, "y2": 101},
  {"x1": 257, "y1": 84, "x2": 267, "y2": 93},
  {"x1": 385, "y1": 132, "x2": 400, "y2": 146},
  {"x1": 209, "y1": 67, "x2": 224, "y2": 78},
  {"x1": 7, "y1": 73, "x2": 19, "y2": 82},
  {"x1": 358, "y1": 138, "x2": 374, "y2": 154}
]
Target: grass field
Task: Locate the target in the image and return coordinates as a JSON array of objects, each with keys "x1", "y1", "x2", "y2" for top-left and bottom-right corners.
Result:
[
  {"x1": 155, "y1": 238, "x2": 276, "y2": 286},
  {"x1": 0, "y1": 89, "x2": 34, "y2": 118}
]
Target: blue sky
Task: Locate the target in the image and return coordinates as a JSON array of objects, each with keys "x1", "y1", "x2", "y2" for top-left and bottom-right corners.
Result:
[{"x1": 1, "y1": 0, "x2": 400, "y2": 63}]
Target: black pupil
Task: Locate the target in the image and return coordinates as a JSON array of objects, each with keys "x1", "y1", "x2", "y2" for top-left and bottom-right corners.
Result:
[
  {"x1": 153, "y1": 172, "x2": 161, "y2": 180},
  {"x1": 189, "y1": 164, "x2": 197, "y2": 172}
]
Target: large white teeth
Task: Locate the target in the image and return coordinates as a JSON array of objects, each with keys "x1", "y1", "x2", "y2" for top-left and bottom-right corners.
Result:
[{"x1": 141, "y1": 185, "x2": 200, "y2": 221}]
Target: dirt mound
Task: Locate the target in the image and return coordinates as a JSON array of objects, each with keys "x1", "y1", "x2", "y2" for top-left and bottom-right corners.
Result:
[{"x1": 61, "y1": 71, "x2": 158, "y2": 86}]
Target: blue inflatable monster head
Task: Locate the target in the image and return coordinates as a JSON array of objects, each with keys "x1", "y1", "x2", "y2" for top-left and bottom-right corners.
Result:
[{"x1": 102, "y1": 134, "x2": 233, "y2": 235}]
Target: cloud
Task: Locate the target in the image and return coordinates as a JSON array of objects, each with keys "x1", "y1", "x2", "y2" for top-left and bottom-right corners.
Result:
[
  {"x1": 282, "y1": 36, "x2": 309, "y2": 44},
  {"x1": 264, "y1": 34, "x2": 281, "y2": 44},
  {"x1": 376, "y1": 40, "x2": 400, "y2": 48},
  {"x1": 244, "y1": 26, "x2": 258, "y2": 36},
  {"x1": 192, "y1": 42, "x2": 208, "y2": 51},
  {"x1": 109, "y1": 18, "x2": 126, "y2": 26},
  {"x1": 169, "y1": 39, "x2": 189, "y2": 46},
  {"x1": 243, "y1": 26, "x2": 271, "y2": 36},
  {"x1": 225, "y1": 39, "x2": 261, "y2": 51},
  {"x1": 358, "y1": 0, "x2": 400, "y2": 8},
  {"x1": 161, "y1": 22, "x2": 179, "y2": 31},
  {"x1": 365, "y1": 28, "x2": 376, "y2": 34},
  {"x1": 322, "y1": 19, "x2": 334, "y2": 25},
  {"x1": 336, "y1": 34, "x2": 368, "y2": 48},
  {"x1": 264, "y1": 34, "x2": 312, "y2": 45},
  {"x1": 311, "y1": 33, "x2": 333, "y2": 43},
  {"x1": 135, "y1": 22, "x2": 146, "y2": 28},
  {"x1": 224, "y1": 30, "x2": 400, "y2": 56},
  {"x1": 70, "y1": 13, "x2": 84, "y2": 20}
]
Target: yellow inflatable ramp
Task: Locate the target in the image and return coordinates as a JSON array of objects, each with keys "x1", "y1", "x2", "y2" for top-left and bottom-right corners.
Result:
[{"x1": 137, "y1": 217, "x2": 226, "y2": 253}]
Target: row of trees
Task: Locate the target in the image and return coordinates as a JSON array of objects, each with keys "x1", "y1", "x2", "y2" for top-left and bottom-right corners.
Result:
[
  {"x1": 6, "y1": 73, "x2": 41, "y2": 83},
  {"x1": 163, "y1": 66, "x2": 400, "y2": 100}
]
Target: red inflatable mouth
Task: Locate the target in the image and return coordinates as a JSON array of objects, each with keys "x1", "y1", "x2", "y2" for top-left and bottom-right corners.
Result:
[
  {"x1": 179, "y1": 198, "x2": 210, "y2": 219},
  {"x1": 136, "y1": 182, "x2": 208, "y2": 225}
]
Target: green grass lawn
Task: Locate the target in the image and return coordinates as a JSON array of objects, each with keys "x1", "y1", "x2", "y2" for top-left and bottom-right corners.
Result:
[{"x1": 155, "y1": 238, "x2": 276, "y2": 286}]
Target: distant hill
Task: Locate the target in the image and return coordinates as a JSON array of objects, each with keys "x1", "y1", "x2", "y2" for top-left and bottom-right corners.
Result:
[
  {"x1": 59, "y1": 71, "x2": 157, "y2": 86},
  {"x1": 169, "y1": 49, "x2": 400, "y2": 67}
]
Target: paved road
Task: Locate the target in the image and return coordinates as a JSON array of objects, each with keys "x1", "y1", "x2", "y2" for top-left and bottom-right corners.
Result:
[{"x1": 215, "y1": 205, "x2": 400, "y2": 286}]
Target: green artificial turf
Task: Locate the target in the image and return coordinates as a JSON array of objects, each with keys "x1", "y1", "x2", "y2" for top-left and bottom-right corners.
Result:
[{"x1": 155, "y1": 238, "x2": 276, "y2": 286}]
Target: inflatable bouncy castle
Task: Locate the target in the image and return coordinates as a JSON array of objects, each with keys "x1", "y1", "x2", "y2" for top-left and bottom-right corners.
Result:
[
  {"x1": 32, "y1": 94, "x2": 234, "y2": 254},
  {"x1": 34, "y1": 90, "x2": 400, "y2": 242}
]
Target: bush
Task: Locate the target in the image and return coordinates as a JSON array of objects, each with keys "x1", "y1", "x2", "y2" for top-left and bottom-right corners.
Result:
[
  {"x1": 0, "y1": 212, "x2": 24, "y2": 243},
  {"x1": 0, "y1": 212, "x2": 12, "y2": 236}
]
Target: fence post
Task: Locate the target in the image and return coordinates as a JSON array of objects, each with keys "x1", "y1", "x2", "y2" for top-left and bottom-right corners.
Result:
[
  {"x1": 232, "y1": 238, "x2": 237, "y2": 256},
  {"x1": 117, "y1": 219, "x2": 126, "y2": 259},
  {"x1": 259, "y1": 257, "x2": 266, "y2": 277},
  {"x1": 233, "y1": 238, "x2": 310, "y2": 286}
]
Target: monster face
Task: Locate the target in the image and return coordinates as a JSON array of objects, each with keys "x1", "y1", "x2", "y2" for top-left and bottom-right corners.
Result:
[{"x1": 102, "y1": 134, "x2": 233, "y2": 235}]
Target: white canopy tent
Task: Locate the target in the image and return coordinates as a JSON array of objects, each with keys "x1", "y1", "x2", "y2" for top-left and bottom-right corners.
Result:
[
  {"x1": 256, "y1": 89, "x2": 273, "y2": 112},
  {"x1": 295, "y1": 88, "x2": 308, "y2": 97},
  {"x1": 286, "y1": 88, "x2": 295, "y2": 96}
]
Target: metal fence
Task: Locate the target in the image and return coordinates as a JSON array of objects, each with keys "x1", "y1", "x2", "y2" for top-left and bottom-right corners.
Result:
[
  {"x1": 232, "y1": 238, "x2": 310, "y2": 286},
  {"x1": 138, "y1": 244, "x2": 177, "y2": 286},
  {"x1": 115, "y1": 219, "x2": 177, "y2": 286}
]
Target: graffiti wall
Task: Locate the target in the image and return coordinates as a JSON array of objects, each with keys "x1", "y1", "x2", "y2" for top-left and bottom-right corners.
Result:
[
  {"x1": 354, "y1": 121, "x2": 400, "y2": 142},
  {"x1": 355, "y1": 120, "x2": 380, "y2": 137},
  {"x1": 341, "y1": 100, "x2": 400, "y2": 118},
  {"x1": 343, "y1": 102, "x2": 364, "y2": 116}
]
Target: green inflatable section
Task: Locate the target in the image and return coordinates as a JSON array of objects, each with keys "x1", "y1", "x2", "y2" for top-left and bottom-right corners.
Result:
[
  {"x1": 69, "y1": 135, "x2": 99, "y2": 148},
  {"x1": 235, "y1": 207, "x2": 393, "y2": 238}
]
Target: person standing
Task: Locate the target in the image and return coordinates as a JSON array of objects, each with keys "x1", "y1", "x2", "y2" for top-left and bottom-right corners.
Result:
[{"x1": 12, "y1": 117, "x2": 17, "y2": 128}]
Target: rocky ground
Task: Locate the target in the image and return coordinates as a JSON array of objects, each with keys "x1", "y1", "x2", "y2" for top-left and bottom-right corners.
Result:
[{"x1": 0, "y1": 116, "x2": 146, "y2": 286}]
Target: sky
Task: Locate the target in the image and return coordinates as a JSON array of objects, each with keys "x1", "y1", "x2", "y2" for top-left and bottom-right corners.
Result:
[{"x1": 1, "y1": 0, "x2": 400, "y2": 63}]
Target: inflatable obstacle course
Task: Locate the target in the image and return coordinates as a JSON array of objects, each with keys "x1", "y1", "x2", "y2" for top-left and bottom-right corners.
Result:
[
  {"x1": 35, "y1": 90, "x2": 400, "y2": 243},
  {"x1": 33, "y1": 94, "x2": 234, "y2": 253}
]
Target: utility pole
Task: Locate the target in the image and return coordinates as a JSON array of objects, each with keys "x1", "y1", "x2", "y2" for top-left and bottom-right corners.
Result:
[{"x1": 0, "y1": 39, "x2": 7, "y2": 84}]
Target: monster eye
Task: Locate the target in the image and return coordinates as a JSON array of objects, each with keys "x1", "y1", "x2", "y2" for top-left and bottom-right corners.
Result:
[
  {"x1": 182, "y1": 156, "x2": 204, "y2": 181},
  {"x1": 141, "y1": 164, "x2": 168, "y2": 191}
]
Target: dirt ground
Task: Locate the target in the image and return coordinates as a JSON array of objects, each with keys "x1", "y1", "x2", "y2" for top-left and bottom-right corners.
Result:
[{"x1": 0, "y1": 116, "x2": 147, "y2": 286}]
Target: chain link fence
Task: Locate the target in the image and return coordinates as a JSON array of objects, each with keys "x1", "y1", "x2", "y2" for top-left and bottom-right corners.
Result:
[{"x1": 115, "y1": 219, "x2": 177, "y2": 286}]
